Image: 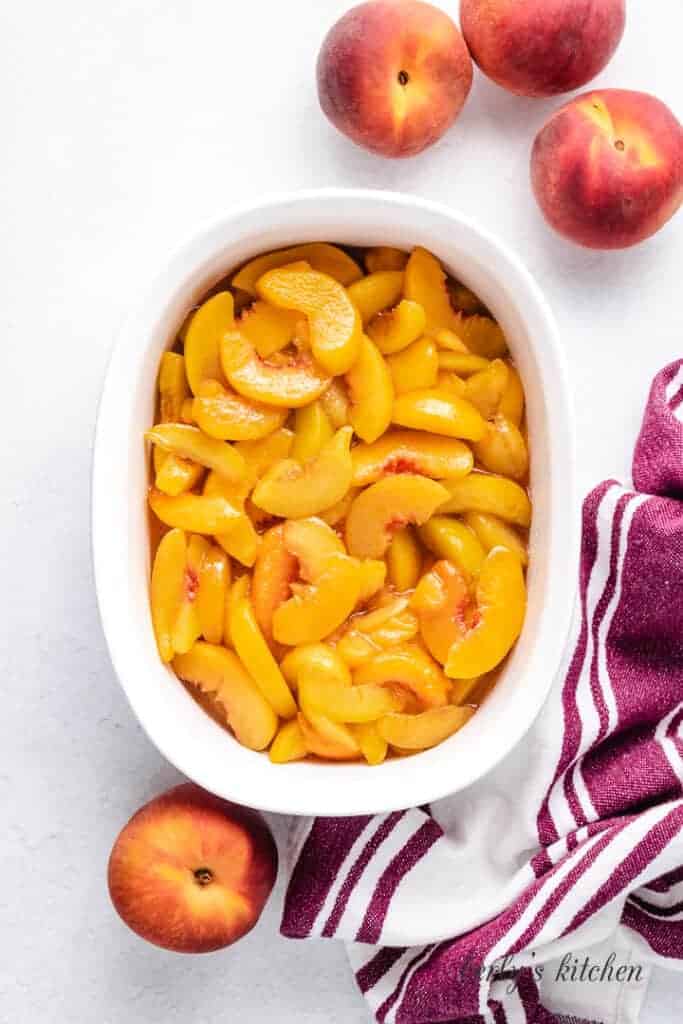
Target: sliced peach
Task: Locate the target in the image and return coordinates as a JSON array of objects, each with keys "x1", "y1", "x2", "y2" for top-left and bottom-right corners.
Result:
[
  {"x1": 345, "y1": 475, "x2": 450, "y2": 559},
  {"x1": 445, "y1": 548, "x2": 527, "y2": 679},
  {"x1": 357, "y1": 559, "x2": 387, "y2": 604},
  {"x1": 251, "y1": 524, "x2": 298, "y2": 641},
  {"x1": 418, "y1": 515, "x2": 486, "y2": 580},
  {"x1": 353, "y1": 596, "x2": 410, "y2": 633},
  {"x1": 220, "y1": 332, "x2": 330, "y2": 408},
  {"x1": 354, "y1": 644, "x2": 450, "y2": 709},
  {"x1": 195, "y1": 542, "x2": 230, "y2": 645},
  {"x1": 404, "y1": 247, "x2": 461, "y2": 333},
  {"x1": 173, "y1": 642, "x2": 277, "y2": 751},
  {"x1": 451, "y1": 313, "x2": 507, "y2": 359},
  {"x1": 335, "y1": 630, "x2": 377, "y2": 669},
  {"x1": 439, "y1": 472, "x2": 532, "y2": 527},
  {"x1": 352, "y1": 722, "x2": 388, "y2": 765},
  {"x1": 346, "y1": 335, "x2": 394, "y2": 443},
  {"x1": 158, "y1": 352, "x2": 189, "y2": 421},
  {"x1": 438, "y1": 351, "x2": 490, "y2": 377},
  {"x1": 378, "y1": 705, "x2": 474, "y2": 750},
  {"x1": 280, "y1": 643, "x2": 351, "y2": 691},
  {"x1": 319, "y1": 378, "x2": 349, "y2": 428},
  {"x1": 150, "y1": 528, "x2": 187, "y2": 662},
  {"x1": 154, "y1": 456, "x2": 204, "y2": 497},
  {"x1": 228, "y1": 575, "x2": 297, "y2": 718},
  {"x1": 430, "y1": 328, "x2": 469, "y2": 353},
  {"x1": 464, "y1": 359, "x2": 509, "y2": 418},
  {"x1": 257, "y1": 266, "x2": 362, "y2": 375},
  {"x1": 146, "y1": 424, "x2": 246, "y2": 482},
  {"x1": 436, "y1": 370, "x2": 467, "y2": 396},
  {"x1": 351, "y1": 429, "x2": 473, "y2": 487},
  {"x1": 232, "y1": 243, "x2": 362, "y2": 295},
  {"x1": 291, "y1": 401, "x2": 333, "y2": 462},
  {"x1": 387, "y1": 337, "x2": 439, "y2": 395},
  {"x1": 297, "y1": 712, "x2": 360, "y2": 760},
  {"x1": 392, "y1": 389, "x2": 486, "y2": 442},
  {"x1": 499, "y1": 363, "x2": 525, "y2": 426},
  {"x1": 237, "y1": 300, "x2": 300, "y2": 359},
  {"x1": 299, "y1": 668, "x2": 404, "y2": 724},
  {"x1": 192, "y1": 381, "x2": 287, "y2": 441},
  {"x1": 148, "y1": 489, "x2": 242, "y2": 535},
  {"x1": 269, "y1": 719, "x2": 308, "y2": 763},
  {"x1": 367, "y1": 299, "x2": 427, "y2": 354},
  {"x1": 365, "y1": 247, "x2": 408, "y2": 273},
  {"x1": 347, "y1": 271, "x2": 404, "y2": 324},
  {"x1": 180, "y1": 398, "x2": 195, "y2": 424},
  {"x1": 252, "y1": 426, "x2": 353, "y2": 518},
  {"x1": 202, "y1": 470, "x2": 260, "y2": 569},
  {"x1": 473, "y1": 415, "x2": 529, "y2": 480},
  {"x1": 319, "y1": 486, "x2": 358, "y2": 528},
  {"x1": 273, "y1": 554, "x2": 361, "y2": 646},
  {"x1": 184, "y1": 292, "x2": 232, "y2": 395},
  {"x1": 412, "y1": 560, "x2": 471, "y2": 664},
  {"x1": 236, "y1": 427, "x2": 294, "y2": 484},
  {"x1": 366, "y1": 609, "x2": 419, "y2": 649},
  {"x1": 449, "y1": 281, "x2": 485, "y2": 316},
  {"x1": 282, "y1": 517, "x2": 344, "y2": 580},
  {"x1": 464, "y1": 511, "x2": 528, "y2": 567},
  {"x1": 387, "y1": 527, "x2": 422, "y2": 591}
]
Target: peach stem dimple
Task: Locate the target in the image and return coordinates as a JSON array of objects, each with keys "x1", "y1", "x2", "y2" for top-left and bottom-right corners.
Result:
[{"x1": 194, "y1": 867, "x2": 214, "y2": 886}]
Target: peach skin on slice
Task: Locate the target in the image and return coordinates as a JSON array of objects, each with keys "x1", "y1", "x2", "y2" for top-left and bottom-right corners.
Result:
[
  {"x1": 392, "y1": 389, "x2": 486, "y2": 442},
  {"x1": 351, "y1": 430, "x2": 473, "y2": 487},
  {"x1": 297, "y1": 712, "x2": 360, "y2": 760},
  {"x1": 148, "y1": 489, "x2": 242, "y2": 535},
  {"x1": 387, "y1": 527, "x2": 422, "y2": 591},
  {"x1": 228, "y1": 576, "x2": 297, "y2": 718},
  {"x1": 367, "y1": 300, "x2": 426, "y2": 354},
  {"x1": 232, "y1": 243, "x2": 362, "y2": 296},
  {"x1": 184, "y1": 292, "x2": 232, "y2": 395},
  {"x1": 464, "y1": 511, "x2": 528, "y2": 567},
  {"x1": 173, "y1": 642, "x2": 277, "y2": 751},
  {"x1": 252, "y1": 426, "x2": 353, "y2": 518},
  {"x1": 150, "y1": 527, "x2": 187, "y2": 662},
  {"x1": 463, "y1": 359, "x2": 509, "y2": 418},
  {"x1": 298, "y1": 669, "x2": 405, "y2": 724},
  {"x1": 418, "y1": 515, "x2": 486, "y2": 580},
  {"x1": 146, "y1": 424, "x2": 246, "y2": 482},
  {"x1": 445, "y1": 548, "x2": 527, "y2": 680},
  {"x1": 404, "y1": 247, "x2": 461, "y2": 333},
  {"x1": 365, "y1": 247, "x2": 408, "y2": 274},
  {"x1": 269, "y1": 719, "x2": 308, "y2": 764},
  {"x1": 354, "y1": 644, "x2": 450, "y2": 709},
  {"x1": 237, "y1": 300, "x2": 300, "y2": 359},
  {"x1": 473, "y1": 415, "x2": 529, "y2": 481},
  {"x1": 220, "y1": 332, "x2": 330, "y2": 408},
  {"x1": 291, "y1": 401, "x2": 333, "y2": 462},
  {"x1": 280, "y1": 643, "x2": 351, "y2": 692},
  {"x1": 387, "y1": 337, "x2": 439, "y2": 395},
  {"x1": 439, "y1": 472, "x2": 532, "y2": 527},
  {"x1": 193, "y1": 381, "x2": 287, "y2": 441},
  {"x1": 257, "y1": 266, "x2": 362, "y2": 375},
  {"x1": 251, "y1": 524, "x2": 298, "y2": 642},
  {"x1": 347, "y1": 270, "x2": 404, "y2": 324},
  {"x1": 352, "y1": 722, "x2": 388, "y2": 765},
  {"x1": 412, "y1": 559, "x2": 471, "y2": 664},
  {"x1": 273, "y1": 554, "x2": 361, "y2": 646},
  {"x1": 282, "y1": 517, "x2": 344, "y2": 581},
  {"x1": 345, "y1": 475, "x2": 450, "y2": 559},
  {"x1": 378, "y1": 705, "x2": 475, "y2": 750},
  {"x1": 346, "y1": 335, "x2": 394, "y2": 443}
]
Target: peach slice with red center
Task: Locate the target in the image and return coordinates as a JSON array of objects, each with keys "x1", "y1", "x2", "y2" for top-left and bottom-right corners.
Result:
[
  {"x1": 251, "y1": 524, "x2": 298, "y2": 642},
  {"x1": 150, "y1": 528, "x2": 188, "y2": 662},
  {"x1": 353, "y1": 644, "x2": 450, "y2": 709},
  {"x1": 347, "y1": 270, "x2": 404, "y2": 324},
  {"x1": 232, "y1": 243, "x2": 362, "y2": 296},
  {"x1": 272, "y1": 554, "x2": 361, "y2": 646},
  {"x1": 412, "y1": 559, "x2": 471, "y2": 664},
  {"x1": 257, "y1": 266, "x2": 362, "y2": 375},
  {"x1": 378, "y1": 705, "x2": 474, "y2": 750},
  {"x1": 439, "y1": 472, "x2": 532, "y2": 527},
  {"x1": 445, "y1": 547, "x2": 527, "y2": 679},
  {"x1": 192, "y1": 381, "x2": 287, "y2": 442},
  {"x1": 346, "y1": 334, "x2": 394, "y2": 443},
  {"x1": 184, "y1": 292, "x2": 232, "y2": 395},
  {"x1": 367, "y1": 299, "x2": 426, "y2": 354},
  {"x1": 145, "y1": 424, "x2": 246, "y2": 482},
  {"x1": 345, "y1": 475, "x2": 450, "y2": 559},
  {"x1": 173, "y1": 642, "x2": 278, "y2": 751},
  {"x1": 252, "y1": 426, "x2": 353, "y2": 518},
  {"x1": 351, "y1": 429, "x2": 473, "y2": 487},
  {"x1": 392, "y1": 389, "x2": 486, "y2": 441},
  {"x1": 220, "y1": 331, "x2": 330, "y2": 408},
  {"x1": 387, "y1": 337, "x2": 439, "y2": 394},
  {"x1": 282, "y1": 517, "x2": 344, "y2": 581}
]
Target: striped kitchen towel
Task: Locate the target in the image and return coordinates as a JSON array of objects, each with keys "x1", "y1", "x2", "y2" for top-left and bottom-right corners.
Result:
[{"x1": 280, "y1": 359, "x2": 683, "y2": 1024}]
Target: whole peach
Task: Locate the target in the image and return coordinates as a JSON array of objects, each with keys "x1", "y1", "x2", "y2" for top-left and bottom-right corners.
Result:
[
  {"x1": 107, "y1": 783, "x2": 277, "y2": 952},
  {"x1": 531, "y1": 90, "x2": 683, "y2": 250},
  {"x1": 317, "y1": 0, "x2": 473, "y2": 158},
  {"x1": 460, "y1": 0, "x2": 625, "y2": 98}
]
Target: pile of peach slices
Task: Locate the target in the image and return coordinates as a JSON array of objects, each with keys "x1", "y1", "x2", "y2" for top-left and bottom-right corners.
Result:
[{"x1": 147, "y1": 243, "x2": 531, "y2": 765}]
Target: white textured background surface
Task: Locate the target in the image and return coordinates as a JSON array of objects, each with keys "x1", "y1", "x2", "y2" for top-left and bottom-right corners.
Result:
[{"x1": 1, "y1": 1, "x2": 681, "y2": 1021}]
